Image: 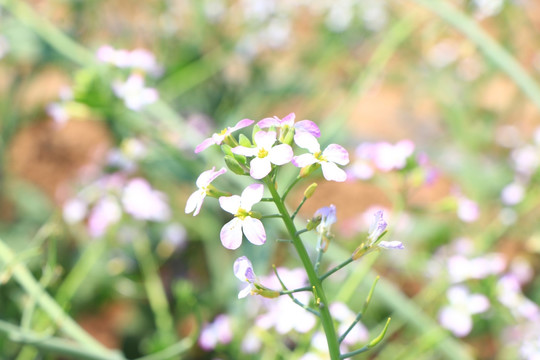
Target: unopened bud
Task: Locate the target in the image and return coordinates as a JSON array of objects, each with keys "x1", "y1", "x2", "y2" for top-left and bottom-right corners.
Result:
[
  {"x1": 299, "y1": 163, "x2": 320, "y2": 178},
  {"x1": 206, "y1": 184, "x2": 231, "y2": 198},
  {"x1": 221, "y1": 144, "x2": 233, "y2": 156},
  {"x1": 280, "y1": 127, "x2": 294, "y2": 145},
  {"x1": 258, "y1": 289, "x2": 280, "y2": 298},
  {"x1": 223, "y1": 134, "x2": 239, "y2": 148},
  {"x1": 252, "y1": 124, "x2": 261, "y2": 139},
  {"x1": 352, "y1": 243, "x2": 369, "y2": 260},
  {"x1": 304, "y1": 183, "x2": 318, "y2": 199},
  {"x1": 306, "y1": 216, "x2": 322, "y2": 231},
  {"x1": 224, "y1": 155, "x2": 246, "y2": 175}
]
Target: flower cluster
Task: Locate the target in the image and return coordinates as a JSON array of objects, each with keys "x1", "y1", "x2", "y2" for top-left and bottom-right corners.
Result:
[{"x1": 186, "y1": 113, "x2": 351, "y2": 251}]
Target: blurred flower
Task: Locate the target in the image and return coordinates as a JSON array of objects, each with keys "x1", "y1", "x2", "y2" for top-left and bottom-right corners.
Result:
[
  {"x1": 447, "y1": 253, "x2": 506, "y2": 283},
  {"x1": 0, "y1": 35, "x2": 9, "y2": 59},
  {"x1": 497, "y1": 275, "x2": 540, "y2": 321},
  {"x1": 241, "y1": 331, "x2": 262, "y2": 354},
  {"x1": 122, "y1": 178, "x2": 170, "y2": 221},
  {"x1": 112, "y1": 74, "x2": 158, "y2": 111},
  {"x1": 371, "y1": 140, "x2": 415, "y2": 172},
  {"x1": 474, "y1": 0, "x2": 504, "y2": 19},
  {"x1": 96, "y1": 45, "x2": 162, "y2": 75},
  {"x1": 88, "y1": 196, "x2": 122, "y2": 237},
  {"x1": 368, "y1": 210, "x2": 387, "y2": 243},
  {"x1": 195, "y1": 119, "x2": 254, "y2": 153},
  {"x1": 427, "y1": 40, "x2": 459, "y2": 68},
  {"x1": 293, "y1": 133, "x2": 349, "y2": 182},
  {"x1": 511, "y1": 145, "x2": 540, "y2": 175},
  {"x1": 199, "y1": 314, "x2": 233, "y2": 351},
  {"x1": 456, "y1": 197, "x2": 479, "y2": 223},
  {"x1": 256, "y1": 267, "x2": 316, "y2": 334},
  {"x1": 185, "y1": 167, "x2": 227, "y2": 216},
  {"x1": 232, "y1": 130, "x2": 293, "y2": 179},
  {"x1": 162, "y1": 223, "x2": 187, "y2": 250},
  {"x1": 62, "y1": 198, "x2": 88, "y2": 224},
  {"x1": 438, "y1": 285, "x2": 490, "y2": 337},
  {"x1": 501, "y1": 182, "x2": 525, "y2": 206},
  {"x1": 219, "y1": 184, "x2": 266, "y2": 249},
  {"x1": 234, "y1": 256, "x2": 259, "y2": 298}
]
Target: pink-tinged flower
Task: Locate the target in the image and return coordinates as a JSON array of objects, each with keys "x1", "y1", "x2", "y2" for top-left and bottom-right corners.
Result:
[
  {"x1": 368, "y1": 210, "x2": 387, "y2": 242},
  {"x1": 185, "y1": 167, "x2": 227, "y2": 216},
  {"x1": 233, "y1": 256, "x2": 258, "y2": 298},
  {"x1": 219, "y1": 184, "x2": 266, "y2": 249},
  {"x1": 293, "y1": 133, "x2": 349, "y2": 182},
  {"x1": 199, "y1": 314, "x2": 233, "y2": 351},
  {"x1": 371, "y1": 140, "x2": 415, "y2": 172},
  {"x1": 457, "y1": 197, "x2": 479, "y2": 223},
  {"x1": 438, "y1": 285, "x2": 490, "y2": 337},
  {"x1": 88, "y1": 196, "x2": 122, "y2": 237},
  {"x1": 257, "y1": 112, "x2": 321, "y2": 137},
  {"x1": 315, "y1": 205, "x2": 337, "y2": 251},
  {"x1": 232, "y1": 130, "x2": 293, "y2": 179},
  {"x1": 501, "y1": 182, "x2": 525, "y2": 206},
  {"x1": 63, "y1": 198, "x2": 88, "y2": 224},
  {"x1": 378, "y1": 240, "x2": 404, "y2": 249},
  {"x1": 195, "y1": 119, "x2": 254, "y2": 153},
  {"x1": 112, "y1": 74, "x2": 158, "y2": 111},
  {"x1": 122, "y1": 178, "x2": 170, "y2": 221}
]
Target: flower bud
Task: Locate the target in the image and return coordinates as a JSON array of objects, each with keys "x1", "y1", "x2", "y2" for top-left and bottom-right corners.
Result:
[
  {"x1": 252, "y1": 124, "x2": 261, "y2": 139},
  {"x1": 223, "y1": 134, "x2": 239, "y2": 148},
  {"x1": 299, "y1": 163, "x2": 321, "y2": 178},
  {"x1": 248, "y1": 211, "x2": 262, "y2": 219},
  {"x1": 225, "y1": 155, "x2": 247, "y2": 175},
  {"x1": 239, "y1": 134, "x2": 252, "y2": 147},
  {"x1": 280, "y1": 127, "x2": 295, "y2": 145},
  {"x1": 258, "y1": 289, "x2": 280, "y2": 298},
  {"x1": 306, "y1": 216, "x2": 322, "y2": 231},
  {"x1": 304, "y1": 183, "x2": 318, "y2": 199},
  {"x1": 352, "y1": 243, "x2": 369, "y2": 260}
]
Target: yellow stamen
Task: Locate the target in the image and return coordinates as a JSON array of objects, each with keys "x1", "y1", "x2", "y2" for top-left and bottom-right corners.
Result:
[{"x1": 258, "y1": 148, "x2": 268, "y2": 158}]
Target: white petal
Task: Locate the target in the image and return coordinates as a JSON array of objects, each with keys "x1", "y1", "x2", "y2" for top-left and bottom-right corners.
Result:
[
  {"x1": 240, "y1": 184, "x2": 264, "y2": 210},
  {"x1": 185, "y1": 190, "x2": 205, "y2": 216},
  {"x1": 321, "y1": 162, "x2": 347, "y2": 182},
  {"x1": 294, "y1": 132, "x2": 320, "y2": 153},
  {"x1": 233, "y1": 256, "x2": 253, "y2": 281},
  {"x1": 323, "y1": 144, "x2": 349, "y2": 165},
  {"x1": 249, "y1": 157, "x2": 272, "y2": 179},
  {"x1": 238, "y1": 285, "x2": 252, "y2": 299},
  {"x1": 196, "y1": 166, "x2": 226, "y2": 188},
  {"x1": 220, "y1": 218, "x2": 243, "y2": 250},
  {"x1": 229, "y1": 119, "x2": 254, "y2": 132},
  {"x1": 219, "y1": 195, "x2": 241, "y2": 215},
  {"x1": 439, "y1": 307, "x2": 472, "y2": 337},
  {"x1": 242, "y1": 217, "x2": 266, "y2": 245},
  {"x1": 232, "y1": 146, "x2": 258, "y2": 157},
  {"x1": 268, "y1": 144, "x2": 293, "y2": 165},
  {"x1": 254, "y1": 131, "x2": 277, "y2": 150},
  {"x1": 195, "y1": 137, "x2": 217, "y2": 153},
  {"x1": 467, "y1": 294, "x2": 490, "y2": 314},
  {"x1": 257, "y1": 117, "x2": 280, "y2": 129},
  {"x1": 292, "y1": 154, "x2": 317, "y2": 168}
]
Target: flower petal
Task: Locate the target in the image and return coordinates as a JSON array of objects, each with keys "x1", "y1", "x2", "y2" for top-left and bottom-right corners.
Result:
[
  {"x1": 220, "y1": 218, "x2": 243, "y2": 250},
  {"x1": 232, "y1": 146, "x2": 258, "y2": 157},
  {"x1": 249, "y1": 157, "x2": 272, "y2": 179},
  {"x1": 242, "y1": 217, "x2": 266, "y2": 245},
  {"x1": 233, "y1": 256, "x2": 253, "y2": 281},
  {"x1": 292, "y1": 154, "x2": 317, "y2": 168},
  {"x1": 238, "y1": 284, "x2": 252, "y2": 299},
  {"x1": 280, "y1": 113, "x2": 295, "y2": 127},
  {"x1": 230, "y1": 118, "x2": 255, "y2": 132},
  {"x1": 196, "y1": 167, "x2": 226, "y2": 188},
  {"x1": 294, "y1": 120, "x2": 320, "y2": 137},
  {"x1": 185, "y1": 190, "x2": 205, "y2": 216},
  {"x1": 257, "y1": 117, "x2": 280, "y2": 129},
  {"x1": 241, "y1": 184, "x2": 264, "y2": 210},
  {"x1": 195, "y1": 137, "x2": 217, "y2": 153},
  {"x1": 219, "y1": 195, "x2": 241, "y2": 215},
  {"x1": 254, "y1": 130, "x2": 277, "y2": 150},
  {"x1": 268, "y1": 144, "x2": 293, "y2": 165},
  {"x1": 294, "y1": 132, "x2": 320, "y2": 153},
  {"x1": 323, "y1": 144, "x2": 349, "y2": 165},
  {"x1": 321, "y1": 162, "x2": 347, "y2": 182},
  {"x1": 378, "y1": 241, "x2": 404, "y2": 249}
]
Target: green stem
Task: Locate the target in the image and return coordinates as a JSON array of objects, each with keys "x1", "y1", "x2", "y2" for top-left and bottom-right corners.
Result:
[
  {"x1": 295, "y1": 229, "x2": 309, "y2": 236},
  {"x1": 291, "y1": 196, "x2": 308, "y2": 220},
  {"x1": 320, "y1": 257, "x2": 354, "y2": 282},
  {"x1": 0, "y1": 240, "x2": 122, "y2": 359},
  {"x1": 314, "y1": 248, "x2": 324, "y2": 274},
  {"x1": 281, "y1": 177, "x2": 301, "y2": 202},
  {"x1": 0, "y1": 320, "x2": 120, "y2": 360},
  {"x1": 279, "y1": 286, "x2": 312, "y2": 295},
  {"x1": 265, "y1": 179, "x2": 340, "y2": 359},
  {"x1": 261, "y1": 214, "x2": 282, "y2": 219},
  {"x1": 133, "y1": 236, "x2": 176, "y2": 338}
]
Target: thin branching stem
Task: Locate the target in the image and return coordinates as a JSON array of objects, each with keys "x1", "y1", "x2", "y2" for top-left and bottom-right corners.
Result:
[
  {"x1": 291, "y1": 196, "x2": 307, "y2": 220},
  {"x1": 320, "y1": 257, "x2": 354, "y2": 282}
]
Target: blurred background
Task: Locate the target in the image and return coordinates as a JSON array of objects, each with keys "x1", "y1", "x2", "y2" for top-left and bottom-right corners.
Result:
[{"x1": 1, "y1": 0, "x2": 540, "y2": 359}]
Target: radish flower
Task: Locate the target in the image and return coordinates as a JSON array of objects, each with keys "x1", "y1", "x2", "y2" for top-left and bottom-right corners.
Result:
[
  {"x1": 185, "y1": 167, "x2": 227, "y2": 216},
  {"x1": 232, "y1": 131, "x2": 293, "y2": 179},
  {"x1": 293, "y1": 133, "x2": 349, "y2": 182},
  {"x1": 219, "y1": 184, "x2": 266, "y2": 249},
  {"x1": 234, "y1": 256, "x2": 259, "y2": 298},
  {"x1": 257, "y1": 112, "x2": 321, "y2": 138},
  {"x1": 195, "y1": 119, "x2": 254, "y2": 153}
]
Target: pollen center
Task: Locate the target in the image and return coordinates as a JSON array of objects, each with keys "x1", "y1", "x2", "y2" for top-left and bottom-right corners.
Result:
[
  {"x1": 258, "y1": 148, "x2": 269, "y2": 158},
  {"x1": 314, "y1": 151, "x2": 326, "y2": 162},
  {"x1": 235, "y1": 208, "x2": 249, "y2": 220},
  {"x1": 219, "y1": 128, "x2": 228, "y2": 136}
]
